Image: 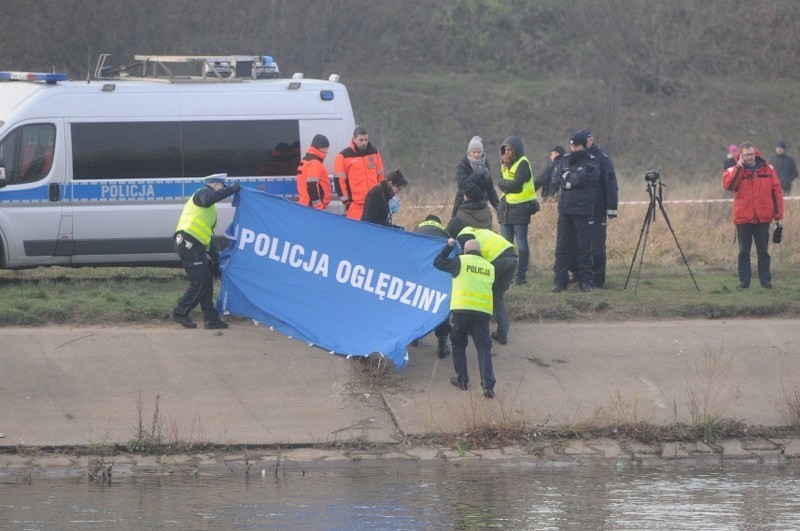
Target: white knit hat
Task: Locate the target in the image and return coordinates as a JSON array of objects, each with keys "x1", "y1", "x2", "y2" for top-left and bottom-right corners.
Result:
[{"x1": 467, "y1": 136, "x2": 484, "y2": 154}]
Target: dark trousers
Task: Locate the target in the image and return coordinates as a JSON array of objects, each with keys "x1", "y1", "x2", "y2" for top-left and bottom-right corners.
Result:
[
  {"x1": 434, "y1": 318, "x2": 451, "y2": 338},
  {"x1": 492, "y1": 255, "x2": 517, "y2": 338},
  {"x1": 174, "y1": 239, "x2": 217, "y2": 320},
  {"x1": 500, "y1": 223, "x2": 529, "y2": 281},
  {"x1": 450, "y1": 312, "x2": 495, "y2": 390},
  {"x1": 554, "y1": 213, "x2": 594, "y2": 287},
  {"x1": 591, "y1": 212, "x2": 608, "y2": 287},
  {"x1": 736, "y1": 223, "x2": 771, "y2": 286}
]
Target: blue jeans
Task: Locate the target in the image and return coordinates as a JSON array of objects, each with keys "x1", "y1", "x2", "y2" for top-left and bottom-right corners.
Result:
[
  {"x1": 736, "y1": 223, "x2": 771, "y2": 286},
  {"x1": 500, "y1": 224, "x2": 529, "y2": 281}
]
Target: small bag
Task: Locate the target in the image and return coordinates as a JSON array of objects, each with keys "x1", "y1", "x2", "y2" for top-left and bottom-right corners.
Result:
[
  {"x1": 773, "y1": 223, "x2": 783, "y2": 244},
  {"x1": 529, "y1": 199, "x2": 541, "y2": 216}
]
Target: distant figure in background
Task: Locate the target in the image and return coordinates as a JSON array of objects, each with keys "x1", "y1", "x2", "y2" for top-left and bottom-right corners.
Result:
[
  {"x1": 296, "y1": 134, "x2": 331, "y2": 210},
  {"x1": 585, "y1": 130, "x2": 619, "y2": 288},
  {"x1": 497, "y1": 135, "x2": 538, "y2": 285},
  {"x1": 770, "y1": 141, "x2": 798, "y2": 194},
  {"x1": 334, "y1": 126, "x2": 385, "y2": 220},
  {"x1": 551, "y1": 130, "x2": 601, "y2": 293},
  {"x1": 534, "y1": 146, "x2": 566, "y2": 201},
  {"x1": 724, "y1": 144, "x2": 738, "y2": 170},
  {"x1": 722, "y1": 142, "x2": 783, "y2": 289},
  {"x1": 361, "y1": 170, "x2": 407, "y2": 227},
  {"x1": 452, "y1": 136, "x2": 499, "y2": 218}
]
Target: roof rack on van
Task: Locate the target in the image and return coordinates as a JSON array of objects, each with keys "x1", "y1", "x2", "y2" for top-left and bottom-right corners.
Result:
[
  {"x1": 0, "y1": 71, "x2": 68, "y2": 84},
  {"x1": 94, "y1": 54, "x2": 280, "y2": 82}
]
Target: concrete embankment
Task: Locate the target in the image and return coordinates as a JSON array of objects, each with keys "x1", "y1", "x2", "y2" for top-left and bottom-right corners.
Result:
[{"x1": 1, "y1": 320, "x2": 799, "y2": 473}]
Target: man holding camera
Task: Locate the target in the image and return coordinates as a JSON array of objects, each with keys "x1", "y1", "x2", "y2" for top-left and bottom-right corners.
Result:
[
  {"x1": 551, "y1": 130, "x2": 601, "y2": 292},
  {"x1": 722, "y1": 143, "x2": 784, "y2": 289}
]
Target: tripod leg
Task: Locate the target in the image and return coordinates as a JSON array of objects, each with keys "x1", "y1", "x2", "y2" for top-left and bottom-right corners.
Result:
[
  {"x1": 633, "y1": 205, "x2": 655, "y2": 295},
  {"x1": 657, "y1": 200, "x2": 701, "y2": 292},
  {"x1": 624, "y1": 200, "x2": 656, "y2": 290}
]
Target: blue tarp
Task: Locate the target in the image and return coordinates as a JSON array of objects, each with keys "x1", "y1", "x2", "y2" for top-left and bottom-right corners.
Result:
[{"x1": 216, "y1": 188, "x2": 452, "y2": 368}]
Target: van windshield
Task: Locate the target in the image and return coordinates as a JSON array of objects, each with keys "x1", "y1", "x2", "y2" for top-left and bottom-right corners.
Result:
[{"x1": 0, "y1": 123, "x2": 56, "y2": 184}]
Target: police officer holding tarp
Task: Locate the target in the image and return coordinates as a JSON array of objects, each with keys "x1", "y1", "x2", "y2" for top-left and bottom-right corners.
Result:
[
  {"x1": 412, "y1": 215, "x2": 453, "y2": 358},
  {"x1": 171, "y1": 174, "x2": 240, "y2": 329},
  {"x1": 450, "y1": 223, "x2": 517, "y2": 346},
  {"x1": 434, "y1": 238, "x2": 497, "y2": 399}
]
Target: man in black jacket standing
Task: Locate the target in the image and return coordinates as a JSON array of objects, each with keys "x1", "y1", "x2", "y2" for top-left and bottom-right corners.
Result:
[
  {"x1": 583, "y1": 130, "x2": 619, "y2": 288},
  {"x1": 551, "y1": 130, "x2": 601, "y2": 292}
]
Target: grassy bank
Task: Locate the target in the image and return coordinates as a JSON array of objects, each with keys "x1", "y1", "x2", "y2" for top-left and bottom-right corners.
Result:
[
  {"x1": 1, "y1": 184, "x2": 798, "y2": 325},
  {"x1": 1, "y1": 264, "x2": 799, "y2": 326}
]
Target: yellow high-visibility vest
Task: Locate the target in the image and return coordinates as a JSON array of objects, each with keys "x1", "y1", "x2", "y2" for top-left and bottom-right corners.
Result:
[{"x1": 451, "y1": 254, "x2": 494, "y2": 315}]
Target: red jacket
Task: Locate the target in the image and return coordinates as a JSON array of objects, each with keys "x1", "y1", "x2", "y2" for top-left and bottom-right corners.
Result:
[
  {"x1": 333, "y1": 140, "x2": 384, "y2": 220},
  {"x1": 296, "y1": 146, "x2": 331, "y2": 210},
  {"x1": 722, "y1": 149, "x2": 783, "y2": 225}
]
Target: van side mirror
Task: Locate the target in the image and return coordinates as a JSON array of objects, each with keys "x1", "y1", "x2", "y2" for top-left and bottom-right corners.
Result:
[{"x1": 0, "y1": 161, "x2": 7, "y2": 188}]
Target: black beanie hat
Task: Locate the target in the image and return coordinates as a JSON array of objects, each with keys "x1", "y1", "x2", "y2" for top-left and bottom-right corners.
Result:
[
  {"x1": 311, "y1": 134, "x2": 330, "y2": 149},
  {"x1": 464, "y1": 183, "x2": 484, "y2": 201}
]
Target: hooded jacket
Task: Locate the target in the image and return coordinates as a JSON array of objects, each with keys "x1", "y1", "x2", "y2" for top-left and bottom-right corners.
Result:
[
  {"x1": 497, "y1": 135, "x2": 537, "y2": 225},
  {"x1": 723, "y1": 149, "x2": 784, "y2": 224}
]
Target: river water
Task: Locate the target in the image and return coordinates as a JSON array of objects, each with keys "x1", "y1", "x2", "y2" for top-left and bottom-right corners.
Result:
[{"x1": 2, "y1": 460, "x2": 800, "y2": 529}]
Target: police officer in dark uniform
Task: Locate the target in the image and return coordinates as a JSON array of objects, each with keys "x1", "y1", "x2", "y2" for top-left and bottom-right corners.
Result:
[
  {"x1": 434, "y1": 238, "x2": 496, "y2": 398},
  {"x1": 583, "y1": 129, "x2": 619, "y2": 288},
  {"x1": 412, "y1": 215, "x2": 452, "y2": 358},
  {"x1": 551, "y1": 130, "x2": 601, "y2": 292},
  {"x1": 171, "y1": 174, "x2": 240, "y2": 329}
]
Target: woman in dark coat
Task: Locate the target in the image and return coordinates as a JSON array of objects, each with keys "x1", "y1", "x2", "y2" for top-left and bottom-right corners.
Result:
[{"x1": 452, "y1": 136, "x2": 500, "y2": 218}]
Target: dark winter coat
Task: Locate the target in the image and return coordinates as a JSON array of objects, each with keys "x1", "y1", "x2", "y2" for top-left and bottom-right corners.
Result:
[
  {"x1": 360, "y1": 180, "x2": 395, "y2": 226},
  {"x1": 552, "y1": 149, "x2": 600, "y2": 216},
  {"x1": 452, "y1": 156, "x2": 499, "y2": 217}
]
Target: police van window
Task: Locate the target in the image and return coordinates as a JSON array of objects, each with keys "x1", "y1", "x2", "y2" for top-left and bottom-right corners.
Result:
[
  {"x1": 71, "y1": 120, "x2": 300, "y2": 179},
  {"x1": 182, "y1": 120, "x2": 299, "y2": 177},
  {"x1": 0, "y1": 124, "x2": 56, "y2": 184},
  {"x1": 72, "y1": 122, "x2": 182, "y2": 180}
]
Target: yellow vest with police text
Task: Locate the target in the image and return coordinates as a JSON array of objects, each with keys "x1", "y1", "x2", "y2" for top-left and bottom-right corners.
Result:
[
  {"x1": 176, "y1": 193, "x2": 217, "y2": 250},
  {"x1": 457, "y1": 227, "x2": 514, "y2": 263},
  {"x1": 501, "y1": 156, "x2": 536, "y2": 204},
  {"x1": 451, "y1": 254, "x2": 494, "y2": 315}
]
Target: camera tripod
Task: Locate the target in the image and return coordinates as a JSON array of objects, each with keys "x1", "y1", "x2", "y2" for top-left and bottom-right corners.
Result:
[{"x1": 624, "y1": 177, "x2": 701, "y2": 294}]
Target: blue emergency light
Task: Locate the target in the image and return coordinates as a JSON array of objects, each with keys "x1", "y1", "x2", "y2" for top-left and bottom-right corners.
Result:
[{"x1": 0, "y1": 71, "x2": 68, "y2": 84}]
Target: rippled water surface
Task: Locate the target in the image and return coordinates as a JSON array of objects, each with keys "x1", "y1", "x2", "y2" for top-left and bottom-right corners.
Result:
[{"x1": 2, "y1": 461, "x2": 800, "y2": 529}]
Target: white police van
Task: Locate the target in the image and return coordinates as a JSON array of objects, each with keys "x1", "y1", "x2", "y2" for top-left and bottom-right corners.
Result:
[{"x1": 0, "y1": 54, "x2": 355, "y2": 269}]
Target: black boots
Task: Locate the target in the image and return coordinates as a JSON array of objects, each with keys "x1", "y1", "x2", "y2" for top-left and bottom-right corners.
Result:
[{"x1": 437, "y1": 336, "x2": 451, "y2": 359}]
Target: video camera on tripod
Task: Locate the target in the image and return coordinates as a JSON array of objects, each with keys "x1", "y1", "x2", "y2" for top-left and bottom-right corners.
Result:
[
  {"x1": 624, "y1": 169, "x2": 701, "y2": 293},
  {"x1": 644, "y1": 169, "x2": 660, "y2": 183}
]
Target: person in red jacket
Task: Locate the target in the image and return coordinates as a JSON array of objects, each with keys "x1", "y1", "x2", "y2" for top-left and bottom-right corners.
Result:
[
  {"x1": 722, "y1": 142, "x2": 784, "y2": 289},
  {"x1": 334, "y1": 126, "x2": 384, "y2": 220},
  {"x1": 296, "y1": 134, "x2": 332, "y2": 210}
]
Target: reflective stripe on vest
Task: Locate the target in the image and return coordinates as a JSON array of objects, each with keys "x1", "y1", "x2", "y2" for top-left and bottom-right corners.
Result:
[
  {"x1": 451, "y1": 254, "x2": 494, "y2": 315},
  {"x1": 175, "y1": 194, "x2": 217, "y2": 249},
  {"x1": 457, "y1": 227, "x2": 514, "y2": 263},
  {"x1": 416, "y1": 220, "x2": 446, "y2": 231},
  {"x1": 501, "y1": 155, "x2": 536, "y2": 204}
]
